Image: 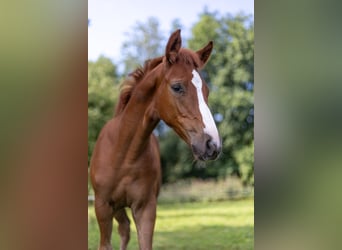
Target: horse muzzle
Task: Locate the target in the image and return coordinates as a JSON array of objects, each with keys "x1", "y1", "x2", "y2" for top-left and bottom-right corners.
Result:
[{"x1": 191, "y1": 133, "x2": 221, "y2": 161}]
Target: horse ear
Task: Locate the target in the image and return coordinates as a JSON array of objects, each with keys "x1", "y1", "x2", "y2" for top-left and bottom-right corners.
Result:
[
  {"x1": 165, "y1": 29, "x2": 182, "y2": 64},
  {"x1": 196, "y1": 41, "x2": 213, "y2": 68}
]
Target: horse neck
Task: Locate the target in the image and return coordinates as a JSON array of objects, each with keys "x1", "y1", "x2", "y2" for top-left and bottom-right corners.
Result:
[{"x1": 117, "y1": 67, "x2": 162, "y2": 161}]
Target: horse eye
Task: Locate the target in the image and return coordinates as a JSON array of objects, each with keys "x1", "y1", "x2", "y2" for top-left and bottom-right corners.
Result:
[{"x1": 171, "y1": 83, "x2": 184, "y2": 94}]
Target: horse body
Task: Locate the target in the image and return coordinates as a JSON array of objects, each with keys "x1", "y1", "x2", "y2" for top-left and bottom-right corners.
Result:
[{"x1": 90, "y1": 30, "x2": 221, "y2": 250}]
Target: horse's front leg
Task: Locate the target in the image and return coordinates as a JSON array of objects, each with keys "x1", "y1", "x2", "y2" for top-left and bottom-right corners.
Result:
[
  {"x1": 94, "y1": 197, "x2": 114, "y2": 250},
  {"x1": 132, "y1": 199, "x2": 157, "y2": 250}
]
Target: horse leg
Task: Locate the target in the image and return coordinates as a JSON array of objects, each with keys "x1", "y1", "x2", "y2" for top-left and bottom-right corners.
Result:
[
  {"x1": 132, "y1": 199, "x2": 157, "y2": 250},
  {"x1": 94, "y1": 198, "x2": 114, "y2": 250},
  {"x1": 114, "y1": 208, "x2": 130, "y2": 250}
]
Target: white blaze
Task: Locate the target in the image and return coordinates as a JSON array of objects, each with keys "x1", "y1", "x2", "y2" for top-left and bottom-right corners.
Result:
[{"x1": 191, "y1": 69, "x2": 220, "y2": 146}]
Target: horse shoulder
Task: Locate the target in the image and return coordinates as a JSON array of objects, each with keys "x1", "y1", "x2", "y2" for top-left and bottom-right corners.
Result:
[{"x1": 90, "y1": 119, "x2": 119, "y2": 188}]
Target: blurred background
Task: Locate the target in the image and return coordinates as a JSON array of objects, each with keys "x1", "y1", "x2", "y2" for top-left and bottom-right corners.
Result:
[{"x1": 88, "y1": 1, "x2": 254, "y2": 249}]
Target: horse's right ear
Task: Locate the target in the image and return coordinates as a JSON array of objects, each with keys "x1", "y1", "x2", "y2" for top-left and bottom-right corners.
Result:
[
  {"x1": 165, "y1": 29, "x2": 182, "y2": 64},
  {"x1": 196, "y1": 41, "x2": 213, "y2": 69}
]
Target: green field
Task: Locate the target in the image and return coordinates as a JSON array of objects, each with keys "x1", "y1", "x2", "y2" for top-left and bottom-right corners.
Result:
[{"x1": 88, "y1": 199, "x2": 254, "y2": 250}]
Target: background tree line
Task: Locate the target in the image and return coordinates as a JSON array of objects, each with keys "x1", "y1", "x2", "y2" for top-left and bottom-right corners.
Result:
[{"x1": 88, "y1": 10, "x2": 254, "y2": 186}]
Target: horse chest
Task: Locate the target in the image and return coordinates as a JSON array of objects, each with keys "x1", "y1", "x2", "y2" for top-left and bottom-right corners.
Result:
[{"x1": 112, "y1": 160, "x2": 160, "y2": 205}]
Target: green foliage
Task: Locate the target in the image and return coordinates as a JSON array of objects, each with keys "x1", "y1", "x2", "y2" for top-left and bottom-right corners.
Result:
[
  {"x1": 208, "y1": 13, "x2": 254, "y2": 185},
  {"x1": 88, "y1": 56, "x2": 119, "y2": 162},
  {"x1": 234, "y1": 142, "x2": 254, "y2": 185},
  {"x1": 159, "y1": 131, "x2": 193, "y2": 182},
  {"x1": 88, "y1": 199, "x2": 254, "y2": 250}
]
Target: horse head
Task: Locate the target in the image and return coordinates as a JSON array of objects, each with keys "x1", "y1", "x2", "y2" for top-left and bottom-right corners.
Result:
[{"x1": 156, "y1": 30, "x2": 221, "y2": 161}]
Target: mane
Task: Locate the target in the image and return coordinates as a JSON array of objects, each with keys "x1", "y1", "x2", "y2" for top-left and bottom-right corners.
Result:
[{"x1": 114, "y1": 56, "x2": 163, "y2": 116}]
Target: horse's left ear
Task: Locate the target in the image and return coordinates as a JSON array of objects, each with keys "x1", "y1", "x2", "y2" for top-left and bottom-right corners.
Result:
[
  {"x1": 196, "y1": 41, "x2": 213, "y2": 68},
  {"x1": 165, "y1": 29, "x2": 182, "y2": 64}
]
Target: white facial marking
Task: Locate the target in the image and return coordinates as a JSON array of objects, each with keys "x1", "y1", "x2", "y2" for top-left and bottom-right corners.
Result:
[{"x1": 191, "y1": 69, "x2": 220, "y2": 146}]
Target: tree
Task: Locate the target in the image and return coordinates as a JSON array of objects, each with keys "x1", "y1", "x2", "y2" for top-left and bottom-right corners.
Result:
[
  {"x1": 88, "y1": 56, "x2": 119, "y2": 163},
  {"x1": 189, "y1": 12, "x2": 254, "y2": 185},
  {"x1": 121, "y1": 17, "x2": 166, "y2": 74}
]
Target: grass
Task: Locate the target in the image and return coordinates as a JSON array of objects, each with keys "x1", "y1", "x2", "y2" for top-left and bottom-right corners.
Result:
[{"x1": 88, "y1": 199, "x2": 254, "y2": 250}]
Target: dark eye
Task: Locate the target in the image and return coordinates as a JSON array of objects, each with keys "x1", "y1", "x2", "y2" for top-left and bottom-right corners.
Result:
[{"x1": 171, "y1": 83, "x2": 184, "y2": 94}]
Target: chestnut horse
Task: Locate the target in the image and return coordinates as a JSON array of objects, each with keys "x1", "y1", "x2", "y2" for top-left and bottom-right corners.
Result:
[{"x1": 90, "y1": 30, "x2": 221, "y2": 250}]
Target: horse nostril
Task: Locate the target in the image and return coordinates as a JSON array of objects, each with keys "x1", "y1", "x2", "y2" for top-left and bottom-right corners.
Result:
[{"x1": 206, "y1": 139, "x2": 217, "y2": 156}]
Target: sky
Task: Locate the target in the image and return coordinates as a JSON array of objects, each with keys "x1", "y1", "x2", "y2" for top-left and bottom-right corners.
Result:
[{"x1": 88, "y1": 0, "x2": 254, "y2": 62}]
